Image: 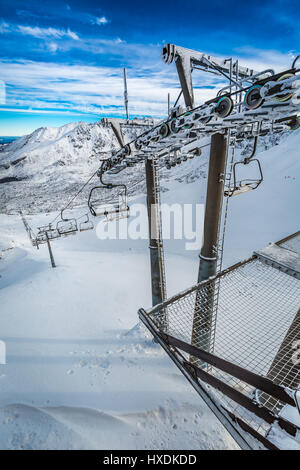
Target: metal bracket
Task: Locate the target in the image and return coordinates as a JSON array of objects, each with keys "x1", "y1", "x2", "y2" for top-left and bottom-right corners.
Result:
[
  {"x1": 162, "y1": 43, "x2": 263, "y2": 109},
  {"x1": 101, "y1": 118, "x2": 126, "y2": 148}
]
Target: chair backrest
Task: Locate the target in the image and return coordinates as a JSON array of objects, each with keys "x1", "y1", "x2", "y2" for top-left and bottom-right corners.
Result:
[
  {"x1": 88, "y1": 184, "x2": 128, "y2": 219},
  {"x1": 56, "y1": 218, "x2": 78, "y2": 235}
]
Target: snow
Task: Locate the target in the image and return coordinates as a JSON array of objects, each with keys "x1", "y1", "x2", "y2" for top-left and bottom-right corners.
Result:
[
  {"x1": 0, "y1": 213, "x2": 239, "y2": 450},
  {"x1": 0, "y1": 124, "x2": 299, "y2": 450},
  {"x1": 0, "y1": 120, "x2": 150, "y2": 214}
]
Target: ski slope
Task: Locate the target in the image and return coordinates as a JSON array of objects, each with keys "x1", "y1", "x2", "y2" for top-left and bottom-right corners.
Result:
[{"x1": 0, "y1": 127, "x2": 299, "y2": 450}]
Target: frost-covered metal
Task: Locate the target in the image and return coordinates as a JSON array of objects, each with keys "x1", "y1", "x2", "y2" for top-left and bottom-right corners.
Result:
[{"x1": 139, "y1": 232, "x2": 300, "y2": 450}]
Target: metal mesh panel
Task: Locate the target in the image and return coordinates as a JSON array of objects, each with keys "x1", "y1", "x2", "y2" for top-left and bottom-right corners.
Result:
[
  {"x1": 279, "y1": 232, "x2": 300, "y2": 255},
  {"x1": 147, "y1": 257, "x2": 300, "y2": 436}
]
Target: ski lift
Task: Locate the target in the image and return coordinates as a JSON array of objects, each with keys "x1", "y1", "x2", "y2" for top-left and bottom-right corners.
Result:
[
  {"x1": 56, "y1": 209, "x2": 78, "y2": 237},
  {"x1": 78, "y1": 213, "x2": 94, "y2": 232},
  {"x1": 224, "y1": 136, "x2": 263, "y2": 197},
  {"x1": 46, "y1": 226, "x2": 60, "y2": 240},
  {"x1": 88, "y1": 162, "x2": 129, "y2": 221},
  {"x1": 35, "y1": 226, "x2": 48, "y2": 245},
  {"x1": 35, "y1": 224, "x2": 60, "y2": 246}
]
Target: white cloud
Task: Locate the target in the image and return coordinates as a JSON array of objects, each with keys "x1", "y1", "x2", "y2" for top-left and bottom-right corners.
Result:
[
  {"x1": 0, "y1": 21, "x2": 80, "y2": 41},
  {"x1": 17, "y1": 25, "x2": 79, "y2": 40},
  {"x1": 233, "y1": 46, "x2": 295, "y2": 72},
  {"x1": 0, "y1": 21, "x2": 11, "y2": 33},
  {"x1": 0, "y1": 107, "x2": 88, "y2": 116},
  {"x1": 95, "y1": 16, "x2": 109, "y2": 26},
  {"x1": 0, "y1": 80, "x2": 5, "y2": 104},
  {"x1": 1, "y1": 43, "x2": 293, "y2": 120},
  {"x1": 66, "y1": 28, "x2": 79, "y2": 40},
  {"x1": 48, "y1": 42, "x2": 59, "y2": 53},
  {"x1": 0, "y1": 58, "x2": 221, "y2": 118}
]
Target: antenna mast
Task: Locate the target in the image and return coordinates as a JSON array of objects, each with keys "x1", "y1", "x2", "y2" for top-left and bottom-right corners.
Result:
[{"x1": 123, "y1": 68, "x2": 129, "y2": 121}]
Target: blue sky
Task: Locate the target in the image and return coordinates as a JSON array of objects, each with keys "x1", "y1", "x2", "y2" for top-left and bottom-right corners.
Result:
[{"x1": 0, "y1": 0, "x2": 299, "y2": 135}]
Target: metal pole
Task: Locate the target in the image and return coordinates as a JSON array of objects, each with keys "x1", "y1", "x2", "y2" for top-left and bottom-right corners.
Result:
[
  {"x1": 45, "y1": 232, "x2": 56, "y2": 268},
  {"x1": 145, "y1": 157, "x2": 166, "y2": 309},
  {"x1": 198, "y1": 133, "x2": 227, "y2": 282},
  {"x1": 167, "y1": 93, "x2": 170, "y2": 116},
  {"x1": 191, "y1": 133, "x2": 227, "y2": 353},
  {"x1": 123, "y1": 68, "x2": 129, "y2": 121}
]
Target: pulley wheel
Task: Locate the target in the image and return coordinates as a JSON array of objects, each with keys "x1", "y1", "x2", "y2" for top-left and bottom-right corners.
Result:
[
  {"x1": 170, "y1": 119, "x2": 180, "y2": 133},
  {"x1": 244, "y1": 85, "x2": 263, "y2": 110},
  {"x1": 199, "y1": 115, "x2": 212, "y2": 124},
  {"x1": 183, "y1": 112, "x2": 193, "y2": 129},
  {"x1": 123, "y1": 144, "x2": 131, "y2": 156},
  {"x1": 215, "y1": 96, "x2": 233, "y2": 118},
  {"x1": 287, "y1": 117, "x2": 300, "y2": 130},
  {"x1": 135, "y1": 140, "x2": 142, "y2": 150},
  {"x1": 159, "y1": 123, "x2": 170, "y2": 138},
  {"x1": 274, "y1": 73, "x2": 295, "y2": 102}
]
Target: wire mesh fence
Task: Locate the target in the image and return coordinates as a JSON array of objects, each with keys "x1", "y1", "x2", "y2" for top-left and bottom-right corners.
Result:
[
  {"x1": 146, "y1": 254, "x2": 300, "y2": 438},
  {"x1": 278, "y1": 231, "x2": 300, "y2": 254}
]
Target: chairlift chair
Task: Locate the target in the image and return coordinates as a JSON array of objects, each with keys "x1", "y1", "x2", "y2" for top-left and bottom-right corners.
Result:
[
  {"x1": 35, "y1": 224, "x2": 60, "y2": 246},
  {"x1": 224, "y1": 158, "x2": 263, "y2": 197},
  {"x1": 46, "y1": 225, "x2": 60, "y2": 240},
  {"x1": 224, "y1": 135, "x2": 263, "y2": 197},
  {"x1": 56, "y1": 209, "x2": 78, "y2": 237},
  {"x1": 88, "y1": 162, "x2": 129, "y2": 221},
  {"x1": 35, "y1": 226, "x2": 48, "y2": 245},
  {"x1": 78, "y1": 214, "x2": 94, "y2": 232},
  {"x1": 88, "y1": 183, "x2": 129, "y2": 220}
]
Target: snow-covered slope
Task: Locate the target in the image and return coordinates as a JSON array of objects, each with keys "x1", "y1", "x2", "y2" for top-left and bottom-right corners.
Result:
[
  {"x1": 0, "y1": 123, "x2": 299, "y2": 450},
  {"x1": 0, "y1": 212, "x2": 239, "y2": 450}
]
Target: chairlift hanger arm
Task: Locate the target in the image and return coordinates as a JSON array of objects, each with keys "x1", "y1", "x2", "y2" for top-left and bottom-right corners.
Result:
[
  {"x1": 292, "y1": 55, "x2": 300, "y2": 68},
  {"x1": 244, "y1": 135, "x2": 258, "y2": 163}
]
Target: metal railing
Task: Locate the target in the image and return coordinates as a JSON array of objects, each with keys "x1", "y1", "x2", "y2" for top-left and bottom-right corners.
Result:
[{"x1": 139, "y1": 235, "x2": 300, "y2": 449}]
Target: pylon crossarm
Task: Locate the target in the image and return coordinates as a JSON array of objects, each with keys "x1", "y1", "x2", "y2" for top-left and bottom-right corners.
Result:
[{"x1": 100, "y1": 66, "x2": 300, "y2": 175}]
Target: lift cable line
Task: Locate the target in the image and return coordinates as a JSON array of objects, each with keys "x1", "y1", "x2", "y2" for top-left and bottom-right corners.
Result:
[
  {"x1": 49, "y1": 168, "x2": 100, "y2": 227},
  {"x1": 31, "y1": 46, "x2": 300, "y2": 249}
]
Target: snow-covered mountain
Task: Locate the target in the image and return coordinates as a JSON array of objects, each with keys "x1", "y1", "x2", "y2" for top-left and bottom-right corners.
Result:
[
  {"x1": 0, "y1": 121, "x2": 150, "y2": 214},
  {"x1": 0, "y1": 121, "x2": 138, "y2": 178},
  {"x1": 0, "y1": 119, "x2": 296, "y2": 215}
]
